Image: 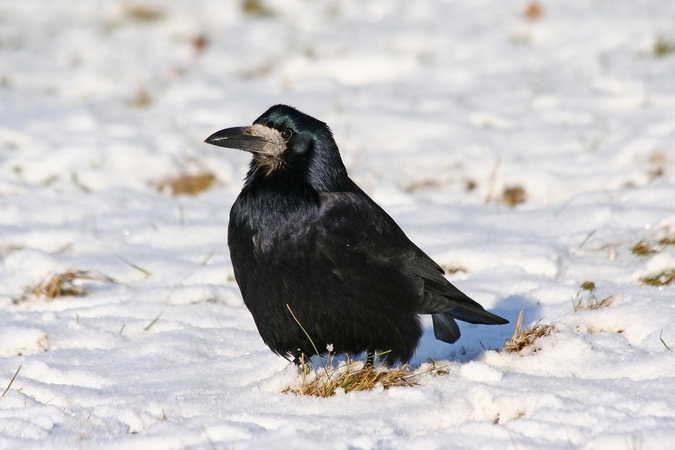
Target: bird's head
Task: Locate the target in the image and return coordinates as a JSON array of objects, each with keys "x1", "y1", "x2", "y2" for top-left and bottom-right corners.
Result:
[{"x1": 205, "y1": 105, "x2": 348, "y2": 190}]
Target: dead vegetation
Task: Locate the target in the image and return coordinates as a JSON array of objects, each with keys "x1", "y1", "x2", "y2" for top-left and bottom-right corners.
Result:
[
  {"x1": 629, "y1": 224, "x2": 675, "y2": 257},
  {"x1": 502, "y1": 185, "x2": 527, "y2": 207},
  {"x1": 402, "y1": 178, "x2": 445, "y2": 193},
  {"x1": 640, "y1": 269, "x2": 675, "y2": 287},
  {"x1": 284, "y1": 357, "x2": 452, "y2": 397},
  {"x1": 441, "y1": 264, "x2": 467, "y2": 275},
  {"x1": 445, "y1": 267, "x2": 467, "y2": 275},
  {"x1": 155, "y1": 173, "x2": 216, "y2": 196},
  {"x1": 1, "y1": 365, "x2": 22, "y2": 398},
  {"x1": 241, "y1": 0, "x2": 275, "y2": 17},
  {"x1": 654, "y1": 35, "x2": 675, "y2": 57},
  {"x1": 20, "y1": 270, "x2": 116, "y2": 302},
  {"x1": 573, "y1": 281, "x2": 614, "y2": 312},
  {"x1": 123, "y1": 3, "x2": 165, "y2": 22},
  {"x1": 658, "y1": 225, "x2": 675, "y2": 246},
  {"x1": 132, "y1": 86, "x2": 152, "y2": 108},
  {"x1": 503, "y1": 310, "x2": 555, "y2": 353},
  {"x1": 285, "y1": 357, "x2": 418, "y2": 397},
  {"x1": 631, "y1": 241, "x2": 655, "y2": 256}
]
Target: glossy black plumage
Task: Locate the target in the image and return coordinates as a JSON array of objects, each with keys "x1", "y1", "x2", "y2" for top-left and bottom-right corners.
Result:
[{"x1": 205, "y1": 105, "x2": 508, "y2": 367}]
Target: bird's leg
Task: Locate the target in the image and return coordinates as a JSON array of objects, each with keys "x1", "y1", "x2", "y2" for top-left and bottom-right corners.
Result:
[{"x1": 365, "y1": 352, "x2": 375, "y2": 368}]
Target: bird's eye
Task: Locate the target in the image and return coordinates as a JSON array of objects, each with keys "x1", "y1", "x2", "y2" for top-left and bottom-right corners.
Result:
[{"x1": 281, "y1": 128, "x2": 293, "y2": 140}]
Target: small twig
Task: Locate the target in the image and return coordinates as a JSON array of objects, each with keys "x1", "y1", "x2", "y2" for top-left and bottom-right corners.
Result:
[
  {"x1": 2, "y1": 364, "x2": 22, "y2": 397},
  {"x1": 578, "y1": 230, "x2": 596, "y2": 249},
  {"x1": 484, "y1": 156, "x2": 502, "y2": 203},
  {"x1": 511, "y1": 309, "x2": 524, "y2": 341}
]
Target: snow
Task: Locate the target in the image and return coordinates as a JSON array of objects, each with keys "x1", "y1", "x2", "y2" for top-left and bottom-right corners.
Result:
[{"x1": 1, "y1": 0, "x2": 675, "y2": 448}]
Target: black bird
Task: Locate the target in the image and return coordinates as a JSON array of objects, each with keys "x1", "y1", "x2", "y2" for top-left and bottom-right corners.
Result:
[{"x1": 205, "y1": 105, "x2": 508, "y2": 367}]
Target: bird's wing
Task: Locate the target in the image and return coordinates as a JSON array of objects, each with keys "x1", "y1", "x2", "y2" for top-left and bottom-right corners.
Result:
[{"x1": 317, "y1": 189, "x2": 504, "y2": 324}]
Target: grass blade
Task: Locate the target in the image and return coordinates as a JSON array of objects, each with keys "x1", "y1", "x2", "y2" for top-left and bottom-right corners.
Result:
[
  {"x1": 660, "y1": 330, "x2": 673, "y2": 352},
  {"x1": 116, "y1": 254, "x2": 151, "y2": 277},
  {"x1": 2, "y1": 364, "x2": 23, "y2": 397},
  {"x1": 144, "y1": 312, "x2": 163, "y2": 331}
]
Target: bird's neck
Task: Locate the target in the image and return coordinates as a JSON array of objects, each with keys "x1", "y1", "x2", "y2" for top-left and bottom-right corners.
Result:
[{"x1": 242, "y1": 169, "x2": 320, "y2": 207}]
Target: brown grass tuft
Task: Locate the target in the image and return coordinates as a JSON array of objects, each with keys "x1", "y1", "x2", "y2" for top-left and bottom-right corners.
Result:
[
  {"x1": 631, "y1": 241, "x2": 655, "y2": 256},
  {"x1": 503, "y1": 310, "x2": 555, "y2": 353},
  {"x1": 132, "y1": 86, "x2": 151, "y2": 108},
  {"x1": 442, "y1": 265, "x2": 467, "y2": 275},
  {"x1": 654, "y1": 36, "x2": 675, "y2": 57},
  {"x1": 402, "y1": 178, "x2": 444, "y2": 193},
  {"x1": 640, "y1": 269, "x2": 675, "y2": 287},
  {"x1": 241, "y1": 0, "x2": 275, "y2": 17},
  {"x1": 284, "y1": 357, "x2": 418, "y2": 397},
  {"x1": 155, "y1": 173, "x2": 216, "y2": 196},
  {"x1": 502, "y1": 185, "x2": 527, "y2": 207},
  {"x1": 124, "y1": 4, "x2": 165, "y2": 22},
  {"x1": 25, "y1": 270, "x2": 115, "y2": 301},
  {"x1": 573, "y1": 281, "x2": 614, "y2": 312}
]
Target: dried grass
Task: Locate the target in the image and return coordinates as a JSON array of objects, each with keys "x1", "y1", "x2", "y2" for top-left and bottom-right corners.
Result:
[
  {"x1": 573, "y1": 281, "x2": 614, "y2": 312},
  {"x1": 1, "y1": 365, "x2": 22, "y2": 398},
  {"x1": 124, "y1": 4, "x2": 165, "y2": 22},
  {"x1": 402, "y1": 178, "x2": 445, "y2": 193},
  {"x1": 640, "y1": 269, "x2": 675, "y2": 287},
  {"x1": 241, "y1": 0, "x2": 275, "y2": 17},
  {"x1": 654, "y1": 36, "x2": 675, "y2": 57},
  {"x1": 134, "y1": 87, "x2": 151, "y2": 108},
  {"x1": 631, "y1": 241, "x2": 655, "y2": 256},
  {"x1": 284, "y1": 357, "x2": 418, "y2": 397},
  {"x1": 503, "y1": 310, "x2": 555, "y2": 353},
  {"x1": 24, "y1": 270, "x2": 115, "y2": 301},
  {"x1": 285, "y1": 357, "x2": 451, "y2": 397},
  {"x1": 441, "y1": 264, "x2": 467, "y2": 275},
  {"x1": 155, "y1": 173, "x2": 216, "y2": 196},
  {"x1": 502, "y1": 185, "x2": 527, "y2": 207}
]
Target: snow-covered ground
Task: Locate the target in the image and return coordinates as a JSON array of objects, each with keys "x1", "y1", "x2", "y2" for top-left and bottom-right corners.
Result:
[{"x1": 1, "y1": 0, "x2": 675, "y2": 448}]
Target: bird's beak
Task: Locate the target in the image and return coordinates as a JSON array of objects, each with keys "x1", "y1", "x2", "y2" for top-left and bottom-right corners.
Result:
[{"x1": 204, "y1": 126, "x2": 267, "y2": 153}]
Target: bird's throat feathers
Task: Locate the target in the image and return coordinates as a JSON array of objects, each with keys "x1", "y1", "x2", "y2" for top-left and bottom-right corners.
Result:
[
  {"x1": 247, "y1": 124, "x2": 287, "y2": 176},
  {"x1": 246, "y1": 140, "x2": 350, "y2": 193}
]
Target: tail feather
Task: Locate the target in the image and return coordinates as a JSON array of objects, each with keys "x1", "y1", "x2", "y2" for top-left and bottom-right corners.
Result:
[
  {"x1": 445, "y1": 305, "x2": 509, "y2": 325},
  {"x1": 432, "y1": 313, "x2": 461, "y2": 344}
]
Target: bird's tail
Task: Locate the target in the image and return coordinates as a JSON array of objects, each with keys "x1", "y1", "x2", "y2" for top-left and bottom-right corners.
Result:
[
  {"x1": 432, "y1": 308, "x2": 508, "y2": 344},
  {"x1": 445, "y1": 305, "x2": 509, "y2": 325},
  {"x1": 432, "y1": 313, "x2": 461, "y2": 343}
]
